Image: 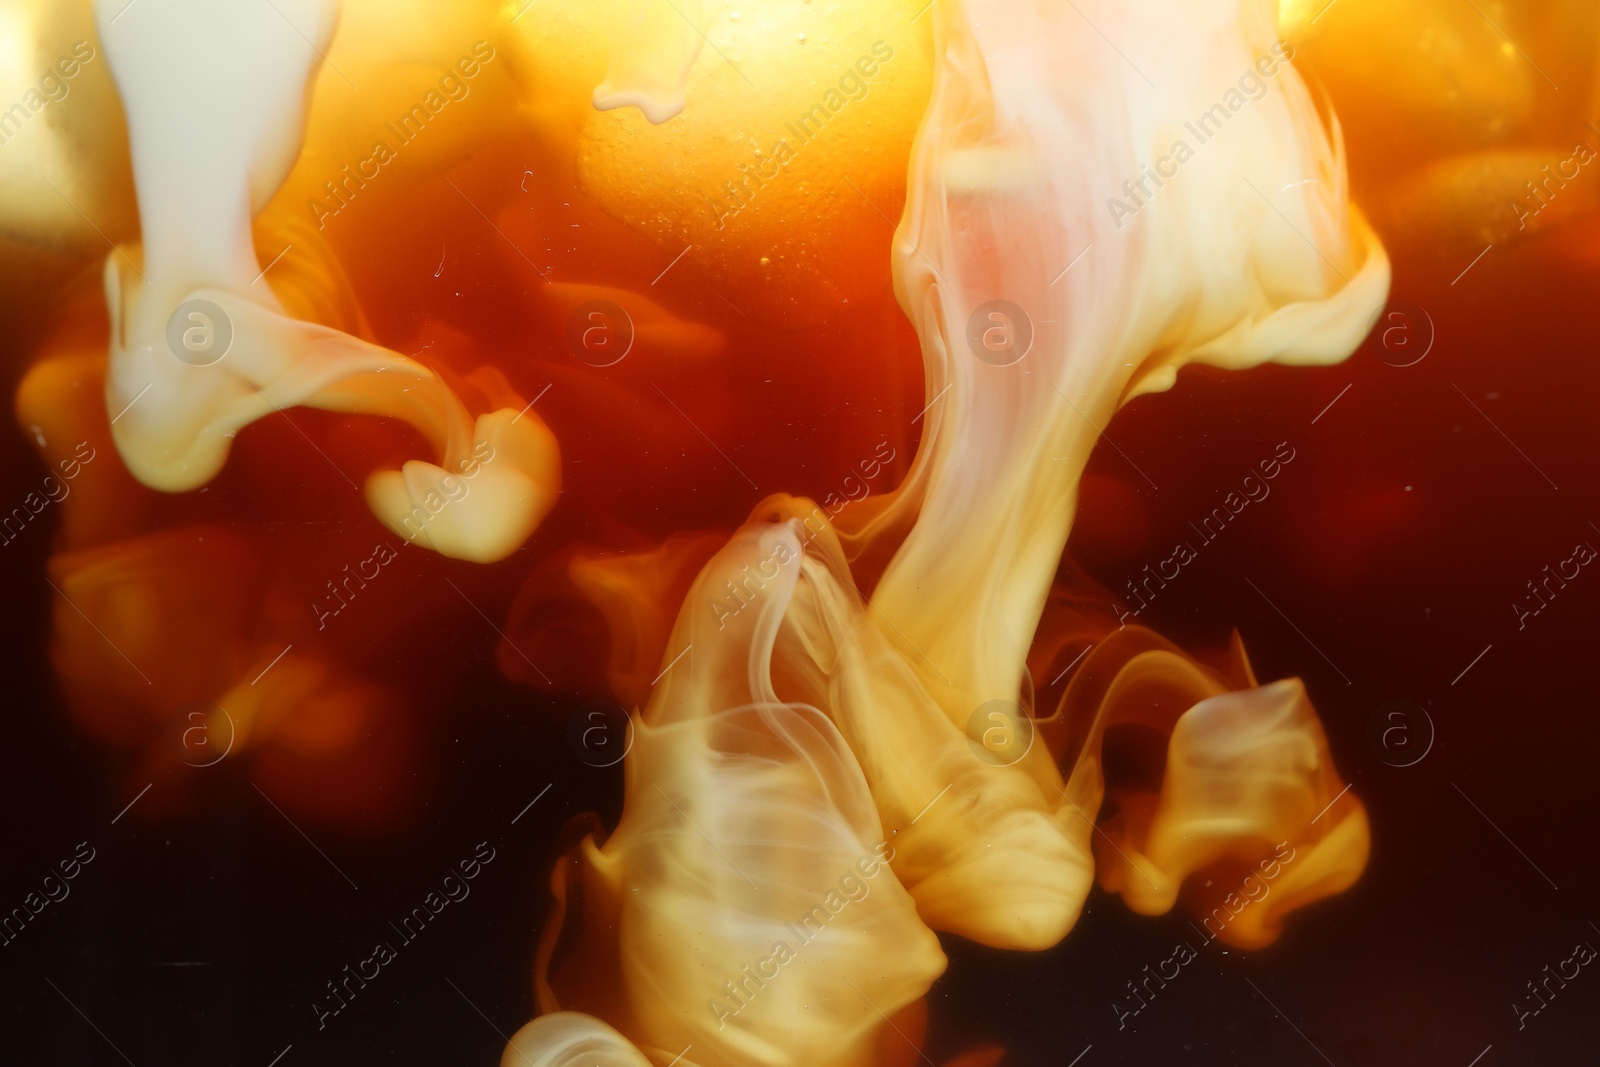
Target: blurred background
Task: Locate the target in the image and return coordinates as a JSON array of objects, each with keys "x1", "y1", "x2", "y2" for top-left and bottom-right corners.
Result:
[{"x1": 3, "y1": 0, "x2": 1600, "y2": 1064}]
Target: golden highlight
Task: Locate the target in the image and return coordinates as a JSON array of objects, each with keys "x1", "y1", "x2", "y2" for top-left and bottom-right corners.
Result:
[{"x1": 3, "y1": 0, "x2": 1407, "y2": 1061}]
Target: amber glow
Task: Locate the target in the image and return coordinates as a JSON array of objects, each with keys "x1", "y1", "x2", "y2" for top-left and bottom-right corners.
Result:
[{"x1": 19, "y1": 0, "x2": 1595, "y2": 1063}]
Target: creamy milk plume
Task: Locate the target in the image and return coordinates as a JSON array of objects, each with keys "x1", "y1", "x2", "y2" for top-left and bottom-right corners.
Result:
[
  {"x1": 94, "y1": 0, "x2": 559, "y2": 563},
  {"x1": 507, "y1": 0, "x2": 1380, "y2": 1062}
]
